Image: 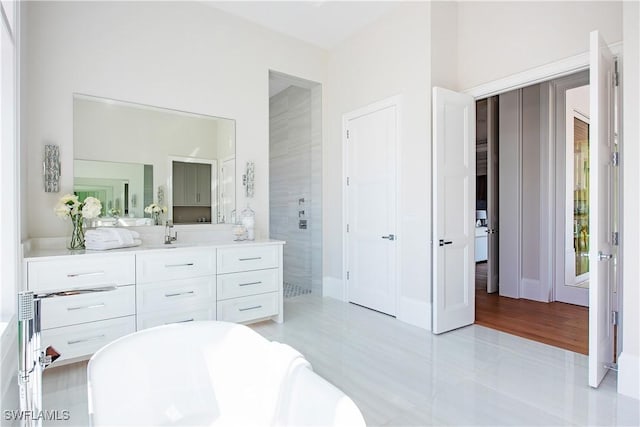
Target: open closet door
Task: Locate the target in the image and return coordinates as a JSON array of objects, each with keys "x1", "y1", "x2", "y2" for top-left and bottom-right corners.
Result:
[
  {"x1": 432, "y1": 87, "x2": 476, "y2": 334},
  {"x1": 588, "y1": 30, "x2": 615, "y2": 388}
]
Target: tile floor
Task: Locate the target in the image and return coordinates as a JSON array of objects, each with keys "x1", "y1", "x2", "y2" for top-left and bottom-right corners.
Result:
[{"x1": 42, "y1": 295, "x2": 640, "y2": 426}]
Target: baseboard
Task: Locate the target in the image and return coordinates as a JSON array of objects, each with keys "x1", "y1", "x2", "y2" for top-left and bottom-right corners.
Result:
[
  {"x1": 322, "y1": 276, "x2": 346, "y2": 301},
  {"x1": 521, "y1": 278, "x2": 547, "y2": 302},
  {"x1": 397, "y1": 297, "x2": 431, "y2": 331},
  {"x1": 1, "y1": 317, "x2": 19, "y2": 417},
  {"x1": 617, "y1": 352, "x2": 640, "y2": 400}
]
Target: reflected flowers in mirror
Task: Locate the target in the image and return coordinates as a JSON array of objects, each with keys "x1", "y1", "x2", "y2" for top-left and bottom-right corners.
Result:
[{"x1": 144, "y1": 203, "x2": 167, "y2": 225}]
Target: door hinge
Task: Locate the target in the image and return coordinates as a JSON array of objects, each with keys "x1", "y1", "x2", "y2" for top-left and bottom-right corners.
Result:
[
  {"x1": 612, "y1": 231, "x2": 619, "y2": 246},
  {"x1": 346, "y1": 129, "x2": 350, "y2": 139},
  {"x1": 612, "y1": 151, "x2": 619, "y2": 166},
  {"x1": 346, "y1": 177, "x2": 350, "y2": 186},
  {"x1": 612, "y1": 310, "x2": 619, "y2": 326},
  {"x1": 346, "y1": 224, "x2": 350, "y2": 233},
  {"x1": 614, "y1": 61, "x2": 619, "y2": 87},
  {"x1": 347, "y1": 271, "x2": 350, "y2": 280}
]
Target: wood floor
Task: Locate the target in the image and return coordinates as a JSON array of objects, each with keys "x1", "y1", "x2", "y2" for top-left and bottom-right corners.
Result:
[{"x1": 474, "y1": 262, "x2": 589, "y2": 354}]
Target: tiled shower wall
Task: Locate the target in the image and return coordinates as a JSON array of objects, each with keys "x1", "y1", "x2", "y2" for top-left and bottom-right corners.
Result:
[{"x1": 269, "y1": 85, "x2": 322, "y2": 294}]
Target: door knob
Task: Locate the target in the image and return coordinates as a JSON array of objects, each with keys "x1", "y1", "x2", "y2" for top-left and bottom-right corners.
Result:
[
  {"x1": 381, "y1": 234, "x2": 395, "y2": 241},
  {"x1": 598, "y1": 251, "x2": 613, "y2": 260},
  {"x1": 439, "y1": 239, "x2": 453, "y2": 246}
]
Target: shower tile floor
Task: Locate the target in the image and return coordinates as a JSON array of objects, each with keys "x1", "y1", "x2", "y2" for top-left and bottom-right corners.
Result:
[{"x1": 283, "y1": 282, "x2": 312, "y2": 298}]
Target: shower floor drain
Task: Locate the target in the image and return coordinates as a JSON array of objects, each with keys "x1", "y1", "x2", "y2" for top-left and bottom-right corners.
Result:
[{"x1": 284, "y1": 282, "x2": 312, "y2": 299}]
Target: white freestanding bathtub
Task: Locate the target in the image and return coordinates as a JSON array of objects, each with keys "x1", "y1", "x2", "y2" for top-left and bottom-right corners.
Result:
[{"x1": 87, "y1": 321, "x2": 365, "y2": 426}]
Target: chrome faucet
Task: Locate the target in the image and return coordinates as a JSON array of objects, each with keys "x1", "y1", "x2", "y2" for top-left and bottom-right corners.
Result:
[{"x1": 165, "y1": 220, "x2": 177, "y2": 244}]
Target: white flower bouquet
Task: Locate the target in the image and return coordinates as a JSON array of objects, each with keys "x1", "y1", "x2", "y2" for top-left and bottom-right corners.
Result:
[
  {"x1": 54, "y1": 194, "x2": 102, "y2": 220},
  {"x1": 54, "y1": 194, "x2": 102, "y2": 249},
  {"x1": 53, "y1": 194, "x2": 102, "y2": 249}
]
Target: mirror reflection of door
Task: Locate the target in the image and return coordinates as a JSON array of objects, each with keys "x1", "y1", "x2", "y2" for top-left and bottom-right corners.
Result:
[{"x1": 573, "y1": 116, "x2": 590, "y2": 282}]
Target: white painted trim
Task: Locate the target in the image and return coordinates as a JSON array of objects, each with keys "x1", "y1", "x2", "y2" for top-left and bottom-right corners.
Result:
[
  {"x1": 617, "y1": 352, "x2": 640, "y2": 400},
  {"x1": 342, "y1": 95, "x2": 402, "y2": 316},
  {"x1": 465, "y1": 42, "x2": 622, "y2": 99},
  {"x1": 520, "y1": 278, "x2": 547, "y2": 303},
  {"x1": 397, "y1": 297, "x2": 431, "y2": 331},
  {"x1": 322, "y1": 276, "x2": 346, "y2": 301}
]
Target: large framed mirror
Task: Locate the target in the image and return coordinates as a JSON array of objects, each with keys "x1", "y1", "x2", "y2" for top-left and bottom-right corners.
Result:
[{"x1": 73, "y1": 94, "x2": 236, "y2": 225}]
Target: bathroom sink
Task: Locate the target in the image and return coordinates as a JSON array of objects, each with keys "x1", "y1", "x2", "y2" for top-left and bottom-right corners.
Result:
[{"x1": 140, "y1": 242, "x2": 195, "y2": 250}]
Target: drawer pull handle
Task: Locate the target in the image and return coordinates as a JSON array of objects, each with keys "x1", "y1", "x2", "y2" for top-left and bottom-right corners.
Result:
[
  {"x1": 165, "y1": 263, "x2": 195, "y2": 268},
  {"x1": 239, "y1": 257, "x2": 261, "y2": 261},
  {"x1": 67, "y1": 303, "x2": 105, "y2": 311},
  {"x1": 68, "y1": 334, "x2": 106, "y2": 345},
  {"x1": 35, "y1": 286, "x2": 117, "y2": 299},
  {"x1": 239, "y1": 305, "x2": 262, "y2": 312},
  {"x1": 66, "y1": 271, "x2": 105, "y2": 278},
  {"x1": 239, "y1": 281, "x2": 262, "y2": 287},
  {"x1": 164, "y1": 291, "x2": 195, "y2": 297}
]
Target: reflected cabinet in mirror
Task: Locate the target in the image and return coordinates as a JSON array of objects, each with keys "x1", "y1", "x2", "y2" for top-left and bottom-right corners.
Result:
[{"x1": 73, "y1": 94, "x2": 236, "y2": 225}]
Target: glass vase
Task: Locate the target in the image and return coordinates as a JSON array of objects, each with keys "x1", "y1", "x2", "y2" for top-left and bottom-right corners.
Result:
[
  {"x1": 152, "y1": 212, "x2": 160, "y2": 226},
  {"x1": 68, "y1": 214, "x2": 85, "y2": 250}
]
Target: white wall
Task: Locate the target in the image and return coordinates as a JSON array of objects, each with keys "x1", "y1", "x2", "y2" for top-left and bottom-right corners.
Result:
[
  {"x1": 457, "y1": 1, "x2": 623, "y2": 91},
  {"x1": 326, "y1": 3, "x2": 431, "y2": 328},
  {"x1": 430, "y1": 1, "x2": 458, "y2": 89},
  {"x1": 619, "y1": 0, "x2": 640, "y2": 401},
  {"x1": 22, "y1": 1, "x2": 327, "y2": 239},
  {"x1": 1, "y1": 0, "x2": 20, "y2": 417}
]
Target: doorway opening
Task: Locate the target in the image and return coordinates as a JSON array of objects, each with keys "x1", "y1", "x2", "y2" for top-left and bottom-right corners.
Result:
[
  {"x1": 268, "y1": 71, "x2": 322, "y2": 298},
  {"x1": 472, "y1": 73, "x2": 597, "y2": 356}
]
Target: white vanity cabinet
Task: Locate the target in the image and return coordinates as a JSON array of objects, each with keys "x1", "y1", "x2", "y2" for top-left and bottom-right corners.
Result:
[
  {"x1": 23, "y1": 240, "x2": 284, "y2": 365},
  {"x1": 135, "y1": 248, "x2": 216, "y2": 330},
  {"x1": 26, "y1": 253, "x2": 136, "y2": 364},
  {"x1": 216, "y1": 244, "x2": 283, "y2": 324}
]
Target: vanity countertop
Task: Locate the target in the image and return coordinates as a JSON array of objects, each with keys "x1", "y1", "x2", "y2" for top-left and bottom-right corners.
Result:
[{"x1": 23, "y1": 239, "x2": 285, "y2": 262}]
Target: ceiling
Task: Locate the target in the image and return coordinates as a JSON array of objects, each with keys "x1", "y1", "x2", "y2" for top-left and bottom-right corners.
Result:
[{"x1": 206, "y1": 1, "x2": 400, "y2": 50}]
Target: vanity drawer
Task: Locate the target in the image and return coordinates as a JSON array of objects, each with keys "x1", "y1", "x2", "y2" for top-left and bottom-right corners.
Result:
[
  {"x1": 217, "y1": 269, "x2": 279, "y2": 301},
  {"x1": 136, "y1": 249, "x2": 215, "y2": 283},
  {"x1": 27, "y1": 254, "x2": 135, "y2": 292},
  {"x1": 217, "y1": 245, "x2": 279, "y2": 274},
  {"x1": 41, "y1": 316, "x2": 136, "y2": 363},
  {"x1": 216, "y1": 292, "x2": 278, "y2": 324},
  {"x1": 137, "y1": 276, "x2": 216, "y2": 314},
  {"x1": 136, "y1": 304, "x2": 216, "y2": 330},
  {"x1": 41, "y1": 285, "x2": 135, "y2": 330}
]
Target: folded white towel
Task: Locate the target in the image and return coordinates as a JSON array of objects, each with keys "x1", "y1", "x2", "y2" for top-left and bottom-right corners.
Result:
[
  {"x1": 85, "y1": 238, "x2": 142, "y2": 251},
  {"x1": 85, "y1": 228, "x2": 142, "y2": 250}
]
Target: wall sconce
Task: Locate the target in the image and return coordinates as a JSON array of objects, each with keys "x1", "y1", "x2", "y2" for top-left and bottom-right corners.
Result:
[
  {"x1": 43, "y1": 144, "x2": 61, "y2": 192},
  {"x1": 243, "y1": 161, "x2": 255, "y2": 198}
]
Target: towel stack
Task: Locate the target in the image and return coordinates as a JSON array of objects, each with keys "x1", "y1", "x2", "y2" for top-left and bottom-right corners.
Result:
[{"x1": 85, "y1": 228, "x2": 142, "y2": 251}]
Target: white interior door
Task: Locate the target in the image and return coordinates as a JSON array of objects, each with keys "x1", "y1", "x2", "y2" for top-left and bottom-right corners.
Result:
[
  {"x1": 588, "y1": 30, "x2": 615, "y2": 388},
  {"x1": 432, "y1": 87, "x2": 476, "y2": 334},
  {"x1": 345, "y1": 101, "x2": 397, "y2": 316},
  {"x1": 486, "y1": 96, "x2": 499, "y2": 294}
]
